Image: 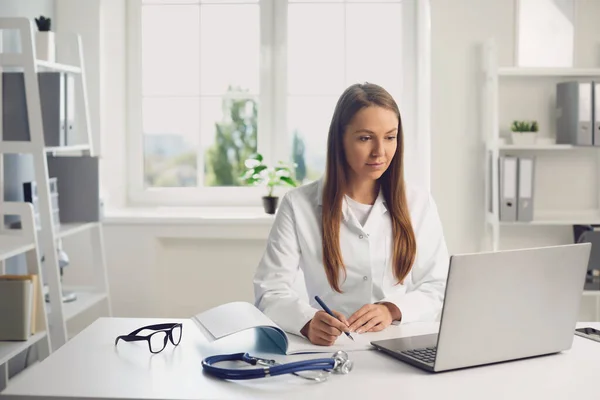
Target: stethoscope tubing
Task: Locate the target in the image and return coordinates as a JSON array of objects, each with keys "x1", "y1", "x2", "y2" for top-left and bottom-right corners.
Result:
[{"x1": 202, "y1": 352, "x2": 337, "y2": 380}]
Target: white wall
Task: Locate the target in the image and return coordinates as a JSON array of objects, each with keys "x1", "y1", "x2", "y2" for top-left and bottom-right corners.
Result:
[
  {"x1": 98, "y1": 0, "x2": 127, "y2": 209},
  {"x1": 64, "y1": 0, "x2": 600, "y2": 320},
  {"x1": 54, "y1": 0, "x2": 102, "y2": 154}
]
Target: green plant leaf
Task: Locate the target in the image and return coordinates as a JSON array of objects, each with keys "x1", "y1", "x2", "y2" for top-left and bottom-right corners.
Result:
[
  {"x1": 252, "y1": 165, "x2": 268, "y2": 174},
  {"x1": 280, "y1": 176, "x2": 297, "y2": 187},
  {"x1": 531, "y1": 121, "x2": 538, "y2": 132}
]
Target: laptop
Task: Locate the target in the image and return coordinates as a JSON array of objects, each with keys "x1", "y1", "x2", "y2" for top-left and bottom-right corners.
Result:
[{"x1": 370, "y1": 243, "x2": 591, "y2": 372}]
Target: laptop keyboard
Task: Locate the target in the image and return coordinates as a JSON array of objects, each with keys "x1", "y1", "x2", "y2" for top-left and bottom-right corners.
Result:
[{"x1": 401, "y1": 346, "x2": 437, "y2": 364}]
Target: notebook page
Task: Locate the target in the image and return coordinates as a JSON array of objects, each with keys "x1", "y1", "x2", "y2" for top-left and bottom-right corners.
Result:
[{"x1": 192, "y1": 302, "x2": 282, "y2": 340}]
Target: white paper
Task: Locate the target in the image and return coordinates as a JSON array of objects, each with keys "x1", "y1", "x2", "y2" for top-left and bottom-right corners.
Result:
[
  {"x1": 192, "y1": 301, "x2": 440, "y2": 355},
  {"x1": 193, "y1": 301, "x2": 277, "y2": 340}
]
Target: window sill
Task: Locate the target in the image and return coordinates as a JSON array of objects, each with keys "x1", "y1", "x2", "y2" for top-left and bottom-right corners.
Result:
[{"x1": 102, "y1": 207, "x2": 276, "y2": 226}]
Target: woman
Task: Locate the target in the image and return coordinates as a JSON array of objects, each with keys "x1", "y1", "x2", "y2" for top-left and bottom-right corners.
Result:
[{"x1": 253, "y1": 83, "x2": 449, "y2": 346}]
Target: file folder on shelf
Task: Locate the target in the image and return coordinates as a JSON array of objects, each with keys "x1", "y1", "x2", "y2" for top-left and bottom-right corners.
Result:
[
  {"x1": 517, "y1": 156, "x2": 535, "y2": 222},
  {"x1": 499, "y1": 156, "x2": 518, "y2": 222},
  {"x1": 556, "y1": 81, "x2": 593, "y2": 146}
]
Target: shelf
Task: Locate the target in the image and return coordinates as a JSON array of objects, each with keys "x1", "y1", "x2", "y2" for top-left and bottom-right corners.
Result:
[
  {"x1": 498, "y1": 144, "x2": 585, "y2": 151},
  {"x1": 0, "y1": 142, "x2": 91, "y2": 155},
  {"x1": 36, "y1": 60, "x2": 81, "y2": 74},
  {"x1": 0, "y1": 331, "x2": 47, "y2": 366},
  {"x1": 45, "y1": 144, "x2": 91, "y2": 154},
  {"x1": 498, "y1": 67, "x2": 600, "y2": 77},
  {"x1": 62, "y1": 288, "x2": 108, "y2": 321},
  {"x1": 0, "y1": 235, "x2": 36, "y2": 261},
  {"x1": 56, "y1": 222, "x2": 99, "y2": 240},
  {"x1": 583, "y1": 291, "x2": 600, "y2": 297},
  {"x1": 494, "y1": 211, "x2": 600, "y2": 226},
  {"x1": 0, "y1": 54, "x2": 81, "y2": 74}
]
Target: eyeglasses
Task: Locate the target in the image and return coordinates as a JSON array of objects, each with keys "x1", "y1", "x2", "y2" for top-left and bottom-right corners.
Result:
[{"x1": 115, "y1": 323, "x2": 183, "y2": 354}]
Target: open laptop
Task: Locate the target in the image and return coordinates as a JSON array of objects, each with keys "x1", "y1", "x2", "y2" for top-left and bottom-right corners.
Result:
[{"x1": 370, "y1": 243, "x2": 591, "y2": 372}]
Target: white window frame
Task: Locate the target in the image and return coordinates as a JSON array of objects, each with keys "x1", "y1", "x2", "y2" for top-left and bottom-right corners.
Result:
[{"x1": 126, "y1": 0, "x2": 430, "y2": 208}]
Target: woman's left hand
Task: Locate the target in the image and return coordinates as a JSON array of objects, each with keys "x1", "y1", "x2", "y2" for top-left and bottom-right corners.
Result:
[{"x1": 347, "y1": 303, "x2": 400, "y2": 333}]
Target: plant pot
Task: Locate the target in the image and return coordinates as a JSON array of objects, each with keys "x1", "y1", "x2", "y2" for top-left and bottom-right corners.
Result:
[
  {"x1": 511, "y1": 132, "x2": 537, "y2": 145},
  {"x1": 35, "y1": 31, "x2": 55, "y2": 62},
  {"x1": 262, "y1": 196, "x2": 279, "y2": 215}
]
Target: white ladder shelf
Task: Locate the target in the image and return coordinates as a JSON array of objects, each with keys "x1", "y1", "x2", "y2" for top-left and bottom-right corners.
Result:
[{"x1": 0, "y1": 17, "x2": 112, "y2": 356}]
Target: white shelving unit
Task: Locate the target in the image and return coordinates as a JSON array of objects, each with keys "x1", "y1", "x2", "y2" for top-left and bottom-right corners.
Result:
[
  {"x1": 0, "y1": 17, "x2": 112, "y2": 358},
  {"x1": 483, "y1": 39, "x2": 600, "y2": 248},
  {"x1": 482, "y1": 39, "x2": 600, "y2": 318},
  {"x1": 0, "y1": 202, "x2": 51, "y2": 392}
]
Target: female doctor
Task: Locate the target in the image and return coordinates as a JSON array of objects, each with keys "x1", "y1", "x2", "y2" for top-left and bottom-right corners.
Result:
[{"x1": 253, "y1": 82, "x2": 449, "y2": 346}]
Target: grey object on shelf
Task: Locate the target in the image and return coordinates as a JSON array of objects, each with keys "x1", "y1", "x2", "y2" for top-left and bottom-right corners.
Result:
[
  {"x1": 574, "y1": 225, "x2": 600, "y2": 286},
  {"x1": 46, "y1": 155, "x2": 101, "y2": 223},
  {"x1": 2, "y1": 71, "x2": 72, "y2": 147},
  {"x1": 556, "y1": 81, "x2": 594, "y2": 146},
  {"x1": 2, "y1": 72, "x2": 63, "y2": 144}
]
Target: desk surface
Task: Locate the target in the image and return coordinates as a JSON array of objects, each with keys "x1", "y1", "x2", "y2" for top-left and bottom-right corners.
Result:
[{"x1": 1, "y1": 318, "x2": 599, "y2": 400}]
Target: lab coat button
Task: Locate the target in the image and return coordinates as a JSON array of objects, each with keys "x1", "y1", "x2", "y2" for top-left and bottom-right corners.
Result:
[
  {"x1": 363, "y1": 276, "x2": 368, "y2": 281},
  {"x1": 359, "y1": 234, "x2": 364, "y2": 239}
]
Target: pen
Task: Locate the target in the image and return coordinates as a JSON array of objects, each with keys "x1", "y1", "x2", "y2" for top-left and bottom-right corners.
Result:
[{"x1": 314, "y1": 296, "x2": 354, "y2": 341}]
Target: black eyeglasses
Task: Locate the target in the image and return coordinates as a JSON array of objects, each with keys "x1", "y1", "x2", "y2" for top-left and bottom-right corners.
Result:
[{"x1": 115, "y1": 323, "x2": 183, "y2": 354}]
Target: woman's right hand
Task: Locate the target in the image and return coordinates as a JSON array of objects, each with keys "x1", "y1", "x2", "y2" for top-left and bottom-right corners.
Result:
[{"x1": 300, "y1": 310, "x2": 350, "y2": 346}]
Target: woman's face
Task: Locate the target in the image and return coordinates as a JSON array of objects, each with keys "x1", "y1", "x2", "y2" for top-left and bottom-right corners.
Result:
[{"x1": 343, "y1": 106, "x2": 398, "y2": 183}]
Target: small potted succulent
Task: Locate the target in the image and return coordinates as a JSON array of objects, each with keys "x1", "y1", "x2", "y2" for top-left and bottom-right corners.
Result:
[
  {"x1": 34, "y1": 15, "x2": 55, "y2": 62},
  {"x1": 510, "y1": 120, "x2": 538, "y2": 145},
  {"x1": 241, "y1": 153, "x2": 297, "y2": 214}
]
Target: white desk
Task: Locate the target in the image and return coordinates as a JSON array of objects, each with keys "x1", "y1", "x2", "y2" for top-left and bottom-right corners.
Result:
[{"x1": 1, "y1": 318, "x2": 599, "y2": 400}]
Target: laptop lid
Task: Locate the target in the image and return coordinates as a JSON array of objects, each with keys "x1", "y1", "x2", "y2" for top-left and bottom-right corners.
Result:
[{"x1": 434, "y1": 243, "x2": 591, "y2": 372}]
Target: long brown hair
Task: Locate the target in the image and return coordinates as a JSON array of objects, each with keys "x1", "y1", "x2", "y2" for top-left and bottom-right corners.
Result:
[{"x1": 322, "y1": 82, "x2": 416, "y2": 293}]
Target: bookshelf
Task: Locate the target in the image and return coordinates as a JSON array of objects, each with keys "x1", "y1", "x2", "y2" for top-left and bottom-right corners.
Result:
[
  {"x1": 0, "y1": 16, "x2": 112, "y2": 366},
  {"x1": 482, "y1": 39, "x2": 600, "y2": 320},
  {"x1": 483, "y1": 39, "x2": 600, "y2": 248}
]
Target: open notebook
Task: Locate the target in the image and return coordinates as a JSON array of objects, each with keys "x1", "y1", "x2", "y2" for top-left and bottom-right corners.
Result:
[{"x1": 191, "y1": 301, "x2": 409, "y2": 355}]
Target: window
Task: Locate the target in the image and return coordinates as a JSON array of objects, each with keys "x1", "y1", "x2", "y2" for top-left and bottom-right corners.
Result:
[
  {"x1": 287, "y1": 0, "x2": 403, "y2": 182},
  {"x1": 127, "y1": 0, "x2": 430, "y2": 206}
]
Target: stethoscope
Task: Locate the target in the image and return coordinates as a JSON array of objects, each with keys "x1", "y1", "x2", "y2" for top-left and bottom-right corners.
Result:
[{"x1": 202, "y1": 350, "x2": 353, "y2": 382}]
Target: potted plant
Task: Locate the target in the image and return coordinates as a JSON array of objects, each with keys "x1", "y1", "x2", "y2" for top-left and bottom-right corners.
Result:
[
  {"x1": 510, "y1": 120, "x2": 538, "y2": 145},
  {"x1": 241, "y1": 153, "x2": 297, "y2": 214},
  {"x1": 34, "y1": 15, "x2": 55, "y2": 62}
]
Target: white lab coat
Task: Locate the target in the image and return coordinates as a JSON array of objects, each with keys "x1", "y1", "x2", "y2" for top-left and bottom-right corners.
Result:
[{"x1": 253, "y1": 178, "x2": 449, "y2": 337}]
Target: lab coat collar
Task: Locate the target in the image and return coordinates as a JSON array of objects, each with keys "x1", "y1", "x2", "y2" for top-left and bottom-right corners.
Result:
[{"x1": 316, "y1": 177, "x2": 388, "y2": 223}]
